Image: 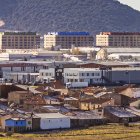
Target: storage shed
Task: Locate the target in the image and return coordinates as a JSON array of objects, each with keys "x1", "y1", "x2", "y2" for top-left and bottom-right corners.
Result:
[{"x1": 35, "y1": 113, "x2": 70, "y2": 130}]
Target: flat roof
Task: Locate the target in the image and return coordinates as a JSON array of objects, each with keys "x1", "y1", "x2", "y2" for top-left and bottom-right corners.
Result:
[
  {"x1": 112, "y1": 67, "x2": 140, "y2": 71},
  {"x1": 64, "y1": 68, "x2": 100, "y2": 72},
  {"x1": 70, "y1": 111, "x2": 104, "y2": 119},
  {"x1": 107, "y1": 48, "x2": 140, "y2": 53},
  {"x1": 35, "y1": 113, "x2": 69, "y2": 119}
]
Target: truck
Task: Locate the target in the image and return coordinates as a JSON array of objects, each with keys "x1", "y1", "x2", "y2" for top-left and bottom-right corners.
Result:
[{"x1": 66, "y1": 82, "x2": 88, "y2": 88}]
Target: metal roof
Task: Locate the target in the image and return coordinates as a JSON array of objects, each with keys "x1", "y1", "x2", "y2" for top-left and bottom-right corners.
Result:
[
  {"x1": 107, "y1": 48, "x2": 140, "y2": 53},
  {"x1": 35, "y1": 113, "x2": 69, "y2": 119}
]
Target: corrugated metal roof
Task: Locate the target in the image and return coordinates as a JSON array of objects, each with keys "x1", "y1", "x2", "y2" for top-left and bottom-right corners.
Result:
[{"x1": 35, "y1": 113, "x2": 69, "y2": 119}]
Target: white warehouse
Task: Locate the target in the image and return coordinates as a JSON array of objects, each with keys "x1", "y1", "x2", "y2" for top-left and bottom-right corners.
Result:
[
  {"x1": 35, "y1": 113, "x2": 70, "y2": 130},
  {"x1": 64, "y1": 68, "x2": 103, "y2": 85}
]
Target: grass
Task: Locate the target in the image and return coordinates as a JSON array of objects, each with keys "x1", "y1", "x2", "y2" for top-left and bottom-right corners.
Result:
[{"x1": 0, "y1": 124, "x2": 140, "y2": 140}]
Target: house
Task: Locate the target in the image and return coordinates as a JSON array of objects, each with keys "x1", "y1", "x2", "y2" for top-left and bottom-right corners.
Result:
[
  {"x1": 8, "y1": 91, "x2": 33, "y2": 105},
  {"x1": 5, "y1": 118, "x2": 26, "y2": 133},
  {"x1": 24, "y1": 94, "x2": 46, "y2": 110},
  {"x1": 104, "y1": 106, "x2": 139, "y2": 123},
  {"x1": 35, "y1": 113, "x2": 70, "y2": 130},
  {"x1": 64, "y1": 97, "x2": 79, "y2": 108},
  {"x1": 79, "y1": 98, "x2": 114, "y2": 111},
  {"x1": 130, "y1": 98, "x2": 140, "y2": 108},
  {"x1": 0, "y1": 114, "x2": 11, "y2": 131},
  {"x1": 69, "y1": 111, "x2": 107, "y2": 128},
  {"x1": 100, "y1": 92, "x2": 131, "y2": 106}
]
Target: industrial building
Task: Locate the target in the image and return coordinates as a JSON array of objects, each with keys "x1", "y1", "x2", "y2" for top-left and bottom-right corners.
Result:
[
  {"x1": 44, "y1": 32, "x2": 94, "y2": 49},
  {"x1": 96, "y1": 32, "x2": 140, "y2": 48}
]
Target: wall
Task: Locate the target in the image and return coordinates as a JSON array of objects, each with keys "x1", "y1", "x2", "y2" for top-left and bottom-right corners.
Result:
[
  {"x1": 40, "y1": 118, "x2": 70, "y2": 130},
  {"x1": 5, "y1": 119, "x2": 26, "y2": 127}
]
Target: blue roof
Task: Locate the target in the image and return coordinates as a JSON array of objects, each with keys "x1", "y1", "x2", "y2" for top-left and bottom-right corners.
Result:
[{"x1": 57, "y1": 32, "x2": 90, "y2": 36}]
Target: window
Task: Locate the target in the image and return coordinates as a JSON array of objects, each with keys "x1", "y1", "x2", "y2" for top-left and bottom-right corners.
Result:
[
  {"x1": 87, "y1": 73, "x2": 89, "y2": 76},
  {"x1": 28, "y1": 121, "x2": 31, "y2": 124},
  {"x1": 82, "y1": 73, "x2": 84, "y2": 76},
  {"x1": 92, "y1": 73, "x2": 94, "y2": 76}
]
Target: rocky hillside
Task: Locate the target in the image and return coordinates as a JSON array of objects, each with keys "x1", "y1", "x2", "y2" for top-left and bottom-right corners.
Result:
[{"x1": 0, "y1": 0, "x2": 140, "y2": 34}]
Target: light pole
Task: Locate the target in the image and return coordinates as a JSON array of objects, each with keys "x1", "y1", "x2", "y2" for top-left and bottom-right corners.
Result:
[{"x1": 126, "y1": 70, "x2": 130, "y2": 84}]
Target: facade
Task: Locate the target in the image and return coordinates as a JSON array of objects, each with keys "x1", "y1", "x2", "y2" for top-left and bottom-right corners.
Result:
[
  {"x1": 44, "y1": 32, "x2": 94, "y2": 49},
  {"x1": 64, "y1": 68, "x2": 103, "y2": 85},
  {"x1": 103, "y1": 67, "x2": 140, "y2": 84},
  {"x1": 39, "y1": 68, "x2": 55, "y2": 82},
  {"x1": 104, "y1": 106, "x2": 139, "y2": 123},
  {"x1": 8, "y1": 91, "x2": 33, "y2": 104},
  {"x1": 35, "y1": 113, "x2": 70, "y2": 130},
  {"x1": 24, "y1": 94, "x2": 46, "y2": 110},
  {"x1": 96, "y1": 32, "x2": 140, "y2": 48},
  {"x1": 0, "y1": 63, "x2": 43, "y2": 83},
  {"x1": 79, "y1": 98, "x2": 114, "y2": 111},
  {"x1": 5, "y1": 118, "x2": 26, "y2": 132},
  {"x1": 0, "y1": 32, "x2": 40, "y2": 50}
]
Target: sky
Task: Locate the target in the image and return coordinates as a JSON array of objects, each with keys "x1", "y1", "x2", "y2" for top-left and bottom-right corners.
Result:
[{"x1": 118, "y1": 0, "x2": 140, "y2": 11}]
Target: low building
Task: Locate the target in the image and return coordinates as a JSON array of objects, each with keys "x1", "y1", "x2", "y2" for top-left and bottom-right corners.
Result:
[
  {"x1": 104, "y1": 106, "x2": 139, "y2": 123},
  {"x1": 64, "y1": 97, "x2": 79, "y2": 108},
  {"x1": 103, "y1": 67, "x2": 140, "y2": 84},
  {"x1": 79, "y1": 98, "x2": 114, "y2": 111},
  {"x1": 24, "y1": 94, "x2": 46, "y2": 110},
  {"x1": 8, "y1": 91, "x2": 33, "y2": 105},
  {"x1": 5, "y1": 118, "x2": 26, "y2": 133},
  {"x1": 35, "y1": 113, "x2": 70, "y2": 130},
  {"x1": 69, "y1": 111, "x2": 107, "y2": 128},
  {"x1": 39, "y1": 68, "x2": 55, "y2": 83},
  {"x1": 130, "y1": 99, "x2": 140, "y2": 108},
  {"x1": 64, "y1": 68, "x2": 103, "y2": 85}
]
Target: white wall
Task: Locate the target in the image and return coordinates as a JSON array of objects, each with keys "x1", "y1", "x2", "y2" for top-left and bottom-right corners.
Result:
[
  {"x1": 40, "y1": 118, "x2": 70, "y2": 130},
  {"x1": 39, "y1": 68, "x2": 55, "y2": 82},
  {"x1": 64, "y1": 68, "x2": 102, "y2": 84}
]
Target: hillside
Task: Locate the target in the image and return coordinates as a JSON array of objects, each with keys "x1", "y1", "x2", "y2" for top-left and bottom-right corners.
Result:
[{"x1": 0, "y1": 0, "x2": 140, "y2": 34}]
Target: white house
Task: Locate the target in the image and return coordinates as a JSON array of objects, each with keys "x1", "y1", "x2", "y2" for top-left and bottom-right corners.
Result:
[
  {"x1": 35, "y1": 113, "x2": 70, "y2": 130},
  {"x1": 64, "y1": 68, "x2": 103, "y2": 85}
]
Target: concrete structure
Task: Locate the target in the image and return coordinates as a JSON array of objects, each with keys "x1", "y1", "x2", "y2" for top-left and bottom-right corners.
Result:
[
  {"x1": 96, "y1": 32, "x2": 140, "y2": 48},
  {"x1": 64, "y1": 68, "x2": 103, "y2": 85},
  {"x1": 35, "y1": 113, "x2": 70, "y2": 130},
  {"x1": 0, "y1": 32, "x2": 40, "y2": 50},
  {"x1": 44, "y1": 32, "x2": 94, "y2": 49}
]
